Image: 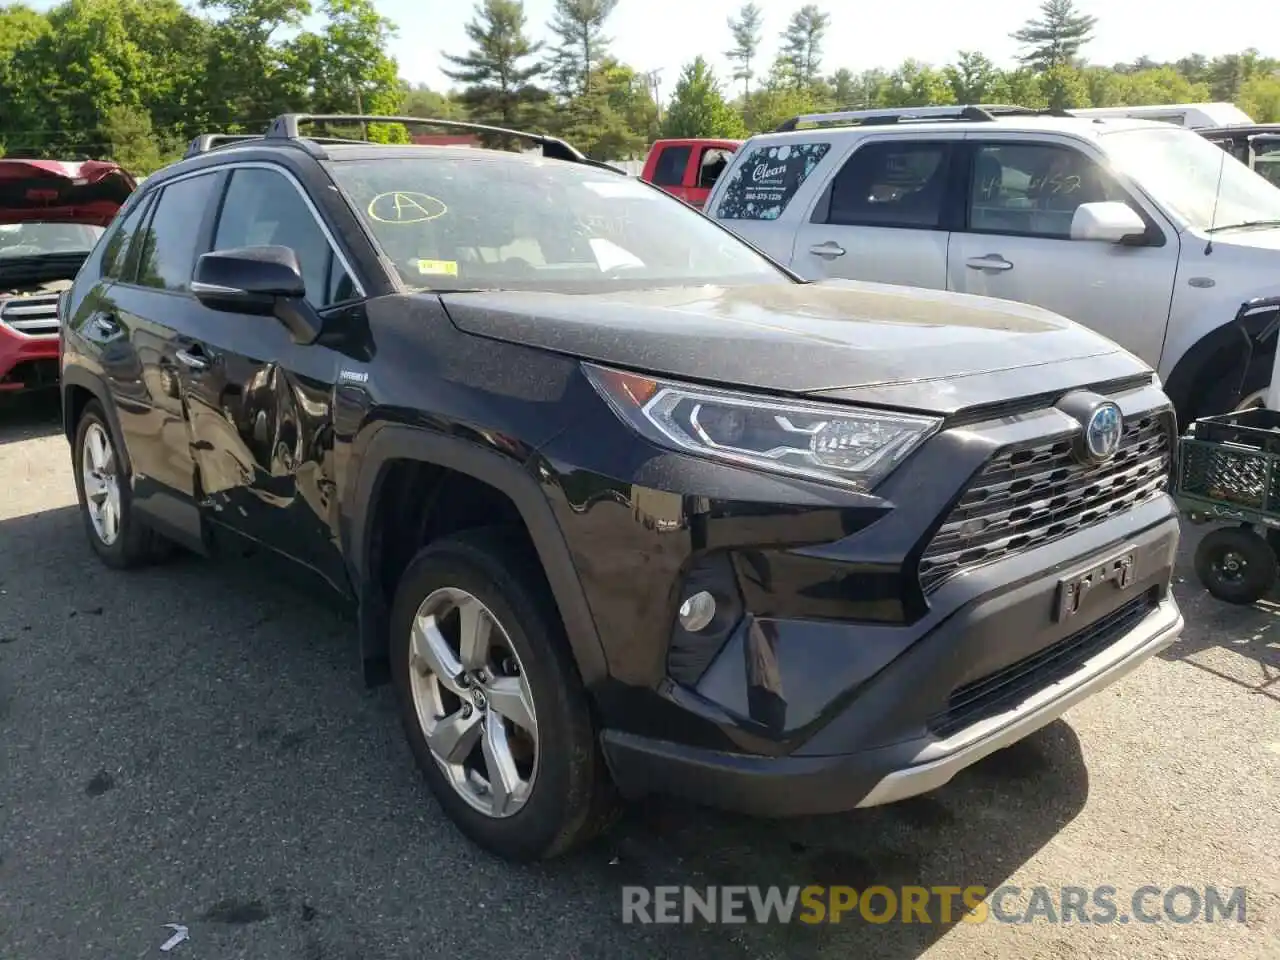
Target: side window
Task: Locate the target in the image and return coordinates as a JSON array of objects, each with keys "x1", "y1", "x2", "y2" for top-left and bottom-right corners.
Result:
[
  {"x1": 135, "y1": 174, "x2": 219, "y2": 291},
  {"x1": 968, "y1": 143, "x2": 1126, "y2": 239},
  {"x1": 99, "y1": 194, "x2": 152, "y2": 281},
  {"x1": 714, "y1": 142, "x2": 832, "y2": 220},
  {"x1": 652, "y1": 146, "x2": 692, "y2": 187},
  {"x1": 825, "y1": 141, "x2": 953, "y2": 229},
  {"x1": 698, "y1": 148, "x2": 734, "y2": 189},
  {"x1": 212, "y1": 167, "x2": 354, "y2": 308}
]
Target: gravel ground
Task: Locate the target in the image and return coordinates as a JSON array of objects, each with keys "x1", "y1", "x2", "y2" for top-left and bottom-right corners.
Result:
[{"x1": 1, "y1": 393, "x2": 1276, "y2": 960}]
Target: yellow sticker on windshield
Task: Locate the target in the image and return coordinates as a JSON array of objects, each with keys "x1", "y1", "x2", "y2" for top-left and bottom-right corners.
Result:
[
  {"x1": 416, "y1": 259, "x2": 459, "y2": 277},
  {"x1": 367, "y1": 191, "x2": 447, "y2": 224}
]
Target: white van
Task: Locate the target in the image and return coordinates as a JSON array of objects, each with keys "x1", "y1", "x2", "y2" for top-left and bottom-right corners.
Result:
[{"x1": 1068, "y1": 103, "x2": 1254, "y2": 130}]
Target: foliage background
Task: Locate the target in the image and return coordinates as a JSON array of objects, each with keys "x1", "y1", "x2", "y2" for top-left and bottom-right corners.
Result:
[{"x1": 1, "y1": 0, "x2": 1277, "y2": 171}]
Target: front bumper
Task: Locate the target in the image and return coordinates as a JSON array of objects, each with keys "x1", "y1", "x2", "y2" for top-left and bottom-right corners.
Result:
[
  {"x1": 0, "y1": 324, "x2": 59, "y2": 392},
  {"x1": 600, "y1": 512, "x2": 1182, "y2": 817}
]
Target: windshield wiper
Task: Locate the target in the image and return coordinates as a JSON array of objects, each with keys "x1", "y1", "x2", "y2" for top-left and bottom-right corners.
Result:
[{"x1": 1206, "y1": 219, "x2": 1280, "y2": 233}]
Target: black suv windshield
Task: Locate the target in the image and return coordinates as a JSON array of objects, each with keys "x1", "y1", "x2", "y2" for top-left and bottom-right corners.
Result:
[{"x1": 327, "y1": 155, "x2": 790, "y2": 292}]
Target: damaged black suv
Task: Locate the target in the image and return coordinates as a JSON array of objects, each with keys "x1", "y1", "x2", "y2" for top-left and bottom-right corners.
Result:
[{"x1": 60, "y1": 113, "x2": 1183, "y2": 861}]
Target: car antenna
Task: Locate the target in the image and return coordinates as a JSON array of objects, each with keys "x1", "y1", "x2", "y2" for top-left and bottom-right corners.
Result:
[{"x1": 1205, "y1": 144, "x2": 1227, "y2": 255}]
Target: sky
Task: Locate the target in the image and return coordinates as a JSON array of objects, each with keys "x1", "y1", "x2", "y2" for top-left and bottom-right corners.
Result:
[{"x1": 379, "y1": 0, "x2": 1280, "y2": 102}]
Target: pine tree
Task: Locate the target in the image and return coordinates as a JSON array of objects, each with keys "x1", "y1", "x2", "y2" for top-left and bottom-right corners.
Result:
[
  {"x1": 725, "y1": 2, "x2": 763, "y2": 98},
  {"x1": 663, "y1": 56, "x2": 747, "y2": 138},
  {"x1": 779, "y1": 4, "x2": 830, "y2": 91},
  {"x1": 442, "y1": 0, "x2": 547, "y2": 134},
  {"x1": 1011, "y1": 0, "x2": 1098, "y2": 72},
  {"x1": 545, "y1": 0, "x2": 618, "y2": 98}
]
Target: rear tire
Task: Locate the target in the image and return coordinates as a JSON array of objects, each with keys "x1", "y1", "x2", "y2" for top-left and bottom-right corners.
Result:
[
  {"x1": 389, "y1": 527, "x2": 617, "y2": 860},
  {"x1": 1194, "y1": 525, "x2": 1276, "y2": 605},
  {"x1": 71, "y1": 400, "x2": 168, "y2": 569}
]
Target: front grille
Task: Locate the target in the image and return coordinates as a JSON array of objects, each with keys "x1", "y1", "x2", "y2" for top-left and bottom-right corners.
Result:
[
  {"x1": 919, "y1": 412, "x2": 1172, "y2": 592},
  {"x1": 0, "y1": 293, "x2": 61, "y2": 337},
  {"x1": 926, "y1": 591, "x2": 1157, "y2": 738}
]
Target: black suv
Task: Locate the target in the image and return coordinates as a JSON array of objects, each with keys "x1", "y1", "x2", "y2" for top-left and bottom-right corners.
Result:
[{"x1": 60, "y1": 113, "x2": 1184, "y2": 861}]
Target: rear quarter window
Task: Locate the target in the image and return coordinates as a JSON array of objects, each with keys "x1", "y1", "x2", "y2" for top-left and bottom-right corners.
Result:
[
  {"x1": 652, "y1": 146, "x2": 692, "y2": 187},
  {"x1": 714, "y1": 142, "x2": 831, "y2": 221}
]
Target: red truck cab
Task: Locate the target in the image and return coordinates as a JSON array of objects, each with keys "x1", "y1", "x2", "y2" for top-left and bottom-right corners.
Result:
[{"x1": 640, "y1": 138, "x2": 741, "y2": 209}]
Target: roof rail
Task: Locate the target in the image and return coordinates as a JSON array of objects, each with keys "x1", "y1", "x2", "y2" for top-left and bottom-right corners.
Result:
[
  {"x1": 265, "y1": 113, "x2": 598, "y2": 166},
  {"x1": 184, "y1": 133, "x2": 263, "y2": 158},
  {"x1": 773, "y1": 104, "x2": 1066, "y2": 133},
  {"x1": 183, "y1": 131, "x2": 378, "y2": 159}
]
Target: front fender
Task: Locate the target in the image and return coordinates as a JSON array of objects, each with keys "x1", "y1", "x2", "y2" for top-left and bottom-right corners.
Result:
[{"x1": 343, "y1": 420, "x2": 609, "y2": 688}]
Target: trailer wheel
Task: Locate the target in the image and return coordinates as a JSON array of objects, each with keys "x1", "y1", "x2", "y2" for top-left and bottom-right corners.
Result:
[{"x1": 1194, "y1": 526, "x2": 1277, "y2": 605}]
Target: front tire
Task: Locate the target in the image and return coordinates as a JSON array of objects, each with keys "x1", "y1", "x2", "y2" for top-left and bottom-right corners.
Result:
[
  {"x1": 390, "y1": 527, "x2": 617, "y2": 860},
  {"x1": 72, "y1": 400, "x2": 164, "y2": 569},
  {"x1": 1194, "y1": 525, "x2": 1277, "y2": 605}
]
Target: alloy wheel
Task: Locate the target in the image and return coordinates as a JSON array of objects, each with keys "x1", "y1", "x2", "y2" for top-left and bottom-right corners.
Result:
[
  {"x1": 81, "y1": 422, "x2": 122, "y2": 546},
  {"x1": 407, "y1": 587, "x2": 539, "y2": 818}
]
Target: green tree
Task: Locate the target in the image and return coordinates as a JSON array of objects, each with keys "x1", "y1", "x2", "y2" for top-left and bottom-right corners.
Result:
[
  {"x1": 828, "y1": 67, "x2": 857, "y2": 107},
  {"x1": 545, "y1": 0, "x2": 617, "y2": 97},
  {"x1": 102, "y1": 103, "x2": 176, "y2": 173},
  {"x1": 442, "y1": 0, "x2": 547, "y2": 133},
  {"x1": 779, "y1": 3, "x2": 829, "y2": 90},
  {"x1": 1040, "y1": 63, "x2": 1090, "y2": 110},
  {"x1": 725, "y1": 1, "x2": 762, "y2": 98},
  {"x1": 1011, "y1": 0, "x2": 1097, "y2": 72},
  {"x1": 944, "y1": 51, "x2": 1005, "y2": 104},
  {"x1": 400, "y1": 82, "x2": 468, "y2": 119},
  {"x1": 878, "y1": 59, "x2": 955, "y2": 107},
  {"x1": 1237, "y1": 74, "x2": 1280, "y2": 123},
  {"x1": 662, "y1": 56, "x2": 746, "y2": 138},
  {"x1": 199, "y1": 0, "x2": 311, "y2": 129},
  {"x1": 596, "y1": 58, "x2": 660, "y2": 144}
]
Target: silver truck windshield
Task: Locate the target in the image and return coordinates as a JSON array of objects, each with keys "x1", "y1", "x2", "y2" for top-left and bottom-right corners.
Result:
[{"x1": 1104, "y1": 126, "x2": 1280, "y2": 232}]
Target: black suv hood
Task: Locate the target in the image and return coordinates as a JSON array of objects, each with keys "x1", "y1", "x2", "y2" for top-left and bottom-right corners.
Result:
[{"x1": 439, "y1": 280, "x2": 1148, "y2": 412}]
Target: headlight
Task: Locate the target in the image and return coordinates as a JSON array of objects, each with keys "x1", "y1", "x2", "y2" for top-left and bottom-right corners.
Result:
[{"x1": 584, "y1": 363, "x2": 940, "y2": 491}]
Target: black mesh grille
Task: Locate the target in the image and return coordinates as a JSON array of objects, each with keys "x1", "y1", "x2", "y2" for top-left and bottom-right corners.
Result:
[
  {"x1": 926, "y1": 591, "x2": 1157, "y2": 738},
  {"x1": 919, "y1": 412, "x2": 1172, "y2": 592}
]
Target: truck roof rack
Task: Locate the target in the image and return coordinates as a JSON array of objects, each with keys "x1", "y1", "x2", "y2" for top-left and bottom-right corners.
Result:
[
  {"x1": 773, "y1": 104, "x2": 1071, "y2": 133},
  {"x1": 265, "y1": 113, "x2": 597, "y2": 165}
]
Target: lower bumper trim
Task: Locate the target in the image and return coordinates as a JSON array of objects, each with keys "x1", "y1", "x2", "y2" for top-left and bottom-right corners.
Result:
[
  {"x1": 600, "y1": 597, "x2": 1182, "y2": 817},
  {"x1": 856, "y1": 598, "x2": 1182, "y2": 806}
]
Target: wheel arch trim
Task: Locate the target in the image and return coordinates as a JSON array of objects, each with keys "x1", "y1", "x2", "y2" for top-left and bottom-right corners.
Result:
[
  {"x1": 1162, "y1": 305, "x2": 1279, "y2": 419},
  {"x1": 346, "y1": 423, "x2": 609, "y2": 687},
  {"x1": 60, "y1": 366, "x2": 133, "y2": 474}
]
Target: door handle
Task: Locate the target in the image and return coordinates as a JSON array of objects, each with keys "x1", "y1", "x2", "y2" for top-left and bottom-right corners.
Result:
[
  {"x1": 90, "y1": 312, "x2": 121, "y2": 337},
  {"x1": 175, "y1": 346, "x2": 211, "y2": 372},
  {"x1": 965, "y1": 254, "x2": 1014, "y2": 272},
  {"x1": 809, "y1": 241, "x2": 847, "y2": 260}
]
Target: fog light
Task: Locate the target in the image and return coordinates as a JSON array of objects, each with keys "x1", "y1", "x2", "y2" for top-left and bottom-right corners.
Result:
[{"x1": 678, "y1": 591, "x2": 717, "y2": 632}]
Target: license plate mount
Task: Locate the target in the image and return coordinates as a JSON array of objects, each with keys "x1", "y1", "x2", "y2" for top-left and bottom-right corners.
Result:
[{"x1": 1055, "y1": 546, "x2": 1138, "y2": 622}]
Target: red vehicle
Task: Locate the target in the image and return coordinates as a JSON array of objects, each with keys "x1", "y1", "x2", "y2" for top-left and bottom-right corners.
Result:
[
  {"x1": 0, "y1": 159, "x2": 135, "y2": 393},
  {"x1": 639, "y1": 138, "x2": 741, "y2": 209}
]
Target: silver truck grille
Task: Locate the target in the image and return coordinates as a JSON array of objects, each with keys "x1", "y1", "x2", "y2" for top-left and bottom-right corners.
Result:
[
  {"x1": 919, "y1": 412, "x2": 1174, "y2": 592},
  {"x1": 0, "y1": 293, "x2": 61, "y2": 337}
]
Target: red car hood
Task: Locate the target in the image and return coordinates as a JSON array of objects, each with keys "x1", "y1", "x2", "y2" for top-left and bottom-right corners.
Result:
[{"x1": 0, "y1": 159, "x2": 136, "y2": 226}]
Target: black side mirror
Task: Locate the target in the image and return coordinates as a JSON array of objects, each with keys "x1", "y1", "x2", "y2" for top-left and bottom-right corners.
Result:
[{"x1": 192, "y1": 245, "x2": 320, "y2": 343}]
